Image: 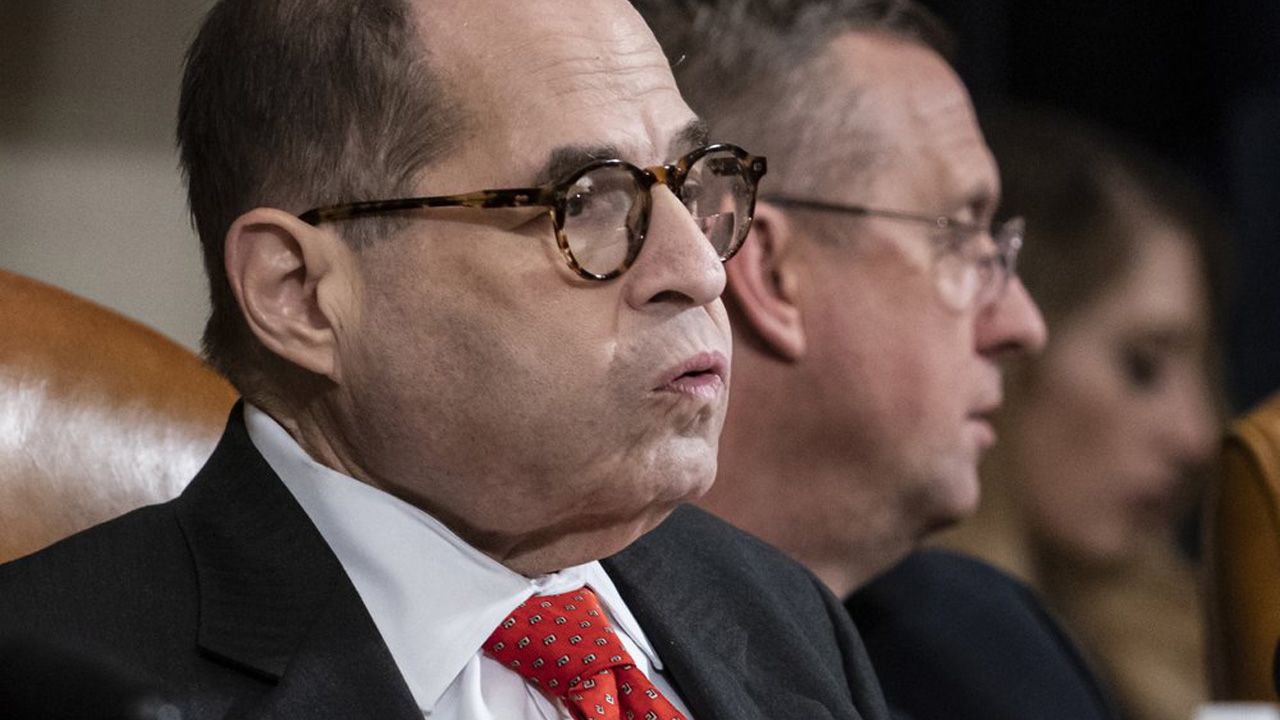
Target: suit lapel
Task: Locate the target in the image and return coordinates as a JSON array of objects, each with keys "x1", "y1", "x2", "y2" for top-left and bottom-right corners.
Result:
[
  {"x1": 173, "y1": 406, "x2": 419, "y2": 718},
  {"x1": 604, "y1": 507, "x2": 860, "y2": 720},
  {"x1": 230, "y1": 586, "x2": 422, "y2": 720},
  {"x1": 603, "y1": 526, "x2": 767, "y2": 720}
]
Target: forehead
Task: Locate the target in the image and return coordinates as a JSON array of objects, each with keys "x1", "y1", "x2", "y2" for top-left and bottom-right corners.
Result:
[
  {"x1": 828, "y1": 32, "x2": 998, "y2": 213},
  {"x1": 414, "y1": 0, "x2": 698, "y2": 187},
  {"x1": 1106, "y1": 229, "x2": 1208, "y2": 331}
]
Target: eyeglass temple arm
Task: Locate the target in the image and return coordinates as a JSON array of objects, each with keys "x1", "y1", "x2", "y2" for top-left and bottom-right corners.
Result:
[{"x1": 299, "y1": 186, "x2": 559, "y2": 226}]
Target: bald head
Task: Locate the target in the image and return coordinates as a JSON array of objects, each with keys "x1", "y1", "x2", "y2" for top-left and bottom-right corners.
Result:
[{"x1": 411, "y1": 0, "x2": 689, "y2": 190}]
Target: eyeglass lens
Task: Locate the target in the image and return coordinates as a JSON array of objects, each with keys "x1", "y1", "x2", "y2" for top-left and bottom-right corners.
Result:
[
  {"x1": 932, "y1": 218, "x2": 1021, "y2": 310},
  {"x1": 560, "y1": 148, "x2": 753, "y2": 277}
]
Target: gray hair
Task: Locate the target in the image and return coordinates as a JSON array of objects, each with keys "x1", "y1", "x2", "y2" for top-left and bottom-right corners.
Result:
[{"x1": 634, "y1": 0, "x2": 953, "y2": 197}]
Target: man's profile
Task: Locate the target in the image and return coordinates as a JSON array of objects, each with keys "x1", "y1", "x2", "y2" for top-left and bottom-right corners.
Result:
[
  {"x1": 637, "y1": 0, "x2": 1045, "y2": 598},
  {"x1": 0, "y1": 1, "x2": 890, "y2": 718},
  {"x1": 636, "y1": 2, "x2": 1114, "y2": 718}
]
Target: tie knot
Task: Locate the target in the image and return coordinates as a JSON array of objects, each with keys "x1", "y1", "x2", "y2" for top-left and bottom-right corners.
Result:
[{"x1": 485, "y1": 587, "x2": 633, "y2": 696}]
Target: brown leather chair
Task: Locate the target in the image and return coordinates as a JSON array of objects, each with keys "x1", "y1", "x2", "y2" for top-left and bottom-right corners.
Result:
[
  {"x1": 0, "y1": 269, "x2": 237, "y2": 564},
  {"x1": 1205, "y1": 391, "x2": 1280, "y2": 701}
]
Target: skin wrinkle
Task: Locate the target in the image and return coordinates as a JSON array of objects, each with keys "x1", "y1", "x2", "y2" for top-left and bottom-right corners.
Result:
[
  {"x1": 525, "y1": 22, "x2": 672, "y2": 77},
  {"x1": 432, "y1": 12, "x2": 683, "y2": 175},
  {"x1": 532, "y1": 123, "x2": 711, "y2": 202}
]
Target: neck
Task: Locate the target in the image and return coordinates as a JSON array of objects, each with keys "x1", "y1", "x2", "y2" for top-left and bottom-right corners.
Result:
[
  {"x1": 932, "y1": 434, "x2": 1040, "y2": 587},
  {"x1": 700, "y1": 351, "x2": 917, "y2": 599},
  {"x1": 251, "y1": 393, "x2": 668, "y2": 578}
]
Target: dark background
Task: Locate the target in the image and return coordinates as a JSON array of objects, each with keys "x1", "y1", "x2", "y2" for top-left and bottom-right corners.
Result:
[{"x1": 918, "y1": 0, "x2": 1280, "y2": 413}]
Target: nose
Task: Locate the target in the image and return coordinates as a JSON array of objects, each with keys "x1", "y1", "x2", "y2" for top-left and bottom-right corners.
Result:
[
  {"x1": 975, "y1": 277, "x2": 1048, "y2": 358},
  {"x1": 621, "y1": 186, "x2": 727, "y2": 311}
]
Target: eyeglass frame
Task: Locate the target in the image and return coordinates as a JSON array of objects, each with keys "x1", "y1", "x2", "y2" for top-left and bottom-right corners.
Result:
[
  {"x1": 760, "y1": 194, "x2": 1024, "y2": 307},
  {"x1": 298, "y1": 143, "x2": 768, "y2": 281}
]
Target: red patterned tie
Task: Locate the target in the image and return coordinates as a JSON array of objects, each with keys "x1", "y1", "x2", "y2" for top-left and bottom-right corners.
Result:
[{"x1": 484, "y1": 587, "x2": 687, "y2": 720}]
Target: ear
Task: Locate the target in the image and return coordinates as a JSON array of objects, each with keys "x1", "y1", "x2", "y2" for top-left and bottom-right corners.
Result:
[
  {"x1": 223, "y1": 208, "x2": 357, "y2": 381},
  {"x1": 725, "y1": 203, "x2": 806, "y2": 360}
]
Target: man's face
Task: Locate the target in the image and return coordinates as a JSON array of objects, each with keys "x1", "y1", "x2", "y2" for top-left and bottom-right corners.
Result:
[
  {"x1": 330, "y1": 1, "x2": 731, "y2": 560},
  {"x1": 793, "y1": 33, "x2": 1046, "y2": 540}
]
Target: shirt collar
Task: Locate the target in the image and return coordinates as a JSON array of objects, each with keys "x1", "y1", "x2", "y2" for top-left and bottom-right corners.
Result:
[{"x1": 243, "y1": 404, "x2": 663, "y2": 712}]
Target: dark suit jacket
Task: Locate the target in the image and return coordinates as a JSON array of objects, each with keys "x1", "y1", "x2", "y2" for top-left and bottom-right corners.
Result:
[
  {"x1": 845, "y1": 550, "x2": 1116, "y2": 720},
  {"x1": 0, "y1": 409, "x2": 889, "y2": 720}
]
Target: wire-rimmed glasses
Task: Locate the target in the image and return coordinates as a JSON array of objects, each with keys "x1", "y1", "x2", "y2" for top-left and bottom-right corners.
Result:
[{"x1": 761, "y1": 195, "x2": 1024, "y2": 309}]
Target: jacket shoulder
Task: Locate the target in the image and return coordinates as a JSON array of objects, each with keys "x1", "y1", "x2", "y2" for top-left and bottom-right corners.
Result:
[
  {"x1": 0, "y1": 501, "x2": 197, "y2": 646},
  {"x1": 608, "y1": 505, "x2": 892, "y2": 720},
  {"x1": 846, "y1": 549, "x2": 1116, "y2": 720},
  {"x1": 639, "y1": 504, "x2": 815, "y2": 575}
]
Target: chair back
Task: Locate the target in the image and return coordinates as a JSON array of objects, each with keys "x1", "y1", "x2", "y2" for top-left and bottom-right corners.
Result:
[
  {"x1": 0, "y1": 270, "x2": 236, "y2": 564},
  {"x1": 1205, "y1": 391, "x2": 1280, "y2": 701}
]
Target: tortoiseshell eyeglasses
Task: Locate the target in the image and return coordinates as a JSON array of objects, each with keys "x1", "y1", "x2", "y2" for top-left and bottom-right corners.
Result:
[{"x1": 299, "y1": 143, "x2": 767, "y2": 281}]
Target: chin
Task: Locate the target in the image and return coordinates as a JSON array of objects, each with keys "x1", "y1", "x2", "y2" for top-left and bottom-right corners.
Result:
[
  {"x1": 651, "y1": 462, "x2": 716, "y2": 507},
  {"x1": 675, "y1": 445, "x2": 719, "y2": 496},
  {"x1": 649, "y1": 431, "x2": 718, "y2": 484},
  {"x1": 952, "y1": 482, "x2": 982, "y2": 520},
  {"x1": 625, "y1": 470, "x2": 713, "y2": 525},
  {"x1": 586, "y1": 449, "x2": 714, "y2": 516},
  {"x1": 929, "y1": 466, "x2": 982, "y2": 526}
]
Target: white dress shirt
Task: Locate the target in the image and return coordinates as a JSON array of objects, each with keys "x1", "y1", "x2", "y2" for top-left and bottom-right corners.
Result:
[{"x1": 244, "y1": 405, "x2": 694, "y2": 719}]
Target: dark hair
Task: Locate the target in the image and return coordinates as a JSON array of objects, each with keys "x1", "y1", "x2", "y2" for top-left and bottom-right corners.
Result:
[
  {"x1": 177, "y1": 0, "x2": 464, "y2": 395},
  {"x1": 982, "y1": 107, "x2": 1229, "y2": 334},
  {"x1": 633, "y1": 0, "x2": 954, "y2": 197}
]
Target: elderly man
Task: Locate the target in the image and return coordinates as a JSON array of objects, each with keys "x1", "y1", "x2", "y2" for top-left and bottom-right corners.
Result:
[
  {"x1": 0, "y1": 1, "x2": 891, "y2": 718},
  {"x1": 636, "y1": 1, "x2": 1115, "y2": 719}
]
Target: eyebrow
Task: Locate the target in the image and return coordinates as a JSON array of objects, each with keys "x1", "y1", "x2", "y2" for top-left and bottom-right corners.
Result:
[
  {"x1": 537, "y1": 144, "x2": 624, "y2": 186},
  {"x1": 533, "y1": 118, "x2": 712, "y2": 185},
  {"x1": 669, "y1": 118, "x2": 711, "y2": 157},
  {"x1": 962, "y1": 186, "x2": 999, "y2": 225}
]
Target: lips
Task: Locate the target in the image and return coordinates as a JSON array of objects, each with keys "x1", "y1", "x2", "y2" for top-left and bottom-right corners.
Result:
[
  {"x1": 655, "y1": 351, "x2": 728, "y2": 399},
  {"x1": 968, "y1": 397, "x2": 1003, "y2": 448},
  {"x1": 968, "y1": 415, "x2": 998, "y2": 449}
]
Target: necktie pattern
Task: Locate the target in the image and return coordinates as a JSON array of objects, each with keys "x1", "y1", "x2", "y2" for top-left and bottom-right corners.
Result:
[{"x1": 484, "y1": 587, "x2": 686, "y2": 720}]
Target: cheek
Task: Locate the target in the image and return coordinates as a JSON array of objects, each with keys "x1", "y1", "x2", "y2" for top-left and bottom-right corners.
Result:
[
  {"x1": 875, "y1": 317, "x2": 975, "y2": 431},
  {"x1": 349, "y1": 247, "x2": 619, "y2": 461},
  {"x1": 1014, "y1": 357, "x2": 1136, "y2": 554},
  {"x1": 807, "y1": 283, "x2": 977, "y2": 445},
  {"x1": 815, "y1": 258, "x2": 929, "y2": 369}
]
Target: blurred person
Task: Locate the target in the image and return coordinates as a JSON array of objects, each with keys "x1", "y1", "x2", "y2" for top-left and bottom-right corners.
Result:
[
  {"x1": 0, "y1": 1, "x2": 895, "y2": 718},
  {"x1": 933, "y1": 109, "x2": 1226, "y2": 720}
]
